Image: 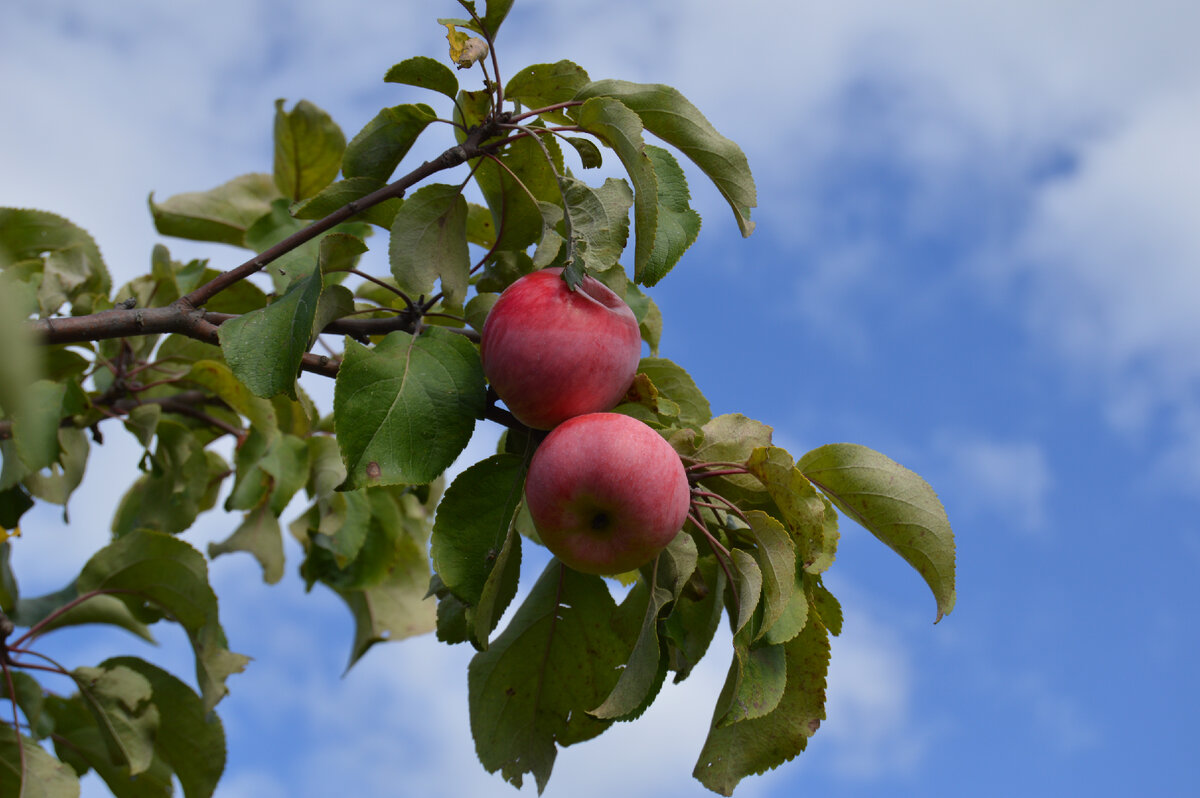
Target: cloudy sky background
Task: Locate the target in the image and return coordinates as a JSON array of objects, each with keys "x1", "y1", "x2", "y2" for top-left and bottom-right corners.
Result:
[{"x1": 3, "y1": 0, "x2": 1199, "y2": 795}]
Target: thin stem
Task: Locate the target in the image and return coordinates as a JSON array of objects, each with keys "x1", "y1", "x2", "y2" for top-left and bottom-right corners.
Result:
[
  {"x1": 178, "y1": 123, "x2": 509, "y2": 310},
  {"x1": 1, "y1": 656, "x2": 27, "y2": 792},
  {"x1": 336, "y1": 268, "x2": 419, "y2": 309},
  {"x1": 171, "y1": 403, "x2": 246, "y2": 442},
  {"x1": 481, "y1": 151, "x2": 543, "y2": 208},
  {"x1": 1, "y1": 659, "x2": 66, "y2": 677},
  {"x1": 691, "y1": 488, "x2": 752, "y2": 526},
  {"x1": 691, "y1": 468, "x2": 751, "y2": 482},
  {"x1": 689, "y1": 507, "x2": 739, "y2": 613},
  {"x1": 684, "y1": 459, "x2": 749, "y2": 472},
  {"x1": 129, "y1": 375, "x2": 189, "y2": 392},
  {"x1": 423, "y1": 311, "x2": 469, "y2": 324},
  {"x1": 10, "y1": 589, "x2": 134, "y2": 649},
  {"x1": 507, "y1": 101, "x2": 584, "y2": 125},
  {"x1": 432, "y1": 116, "x2": 468, "y2": 132},
  {"x1": 507, "y1": 122, "x2": 578, "y2": 271},
  {"x1": 1, "y1": 648, "x2": 72, "y2": 680}
]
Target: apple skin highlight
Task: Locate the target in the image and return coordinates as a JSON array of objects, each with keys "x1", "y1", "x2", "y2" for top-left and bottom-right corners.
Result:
[
  {"x1": 480, "y1": 268, "x2": 642, "y2": 430},
  {"x1": 524, "y1": 412, "x2": 692, "y2": 575}
]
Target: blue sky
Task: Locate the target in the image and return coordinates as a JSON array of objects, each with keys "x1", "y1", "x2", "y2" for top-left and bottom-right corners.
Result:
[{"x1": 3, "y1": 0, "x2": 1199, "y2": 796}]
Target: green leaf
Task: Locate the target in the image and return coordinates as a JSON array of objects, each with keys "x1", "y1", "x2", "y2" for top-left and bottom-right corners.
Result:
[
  {"x1": 808, "y1": 574, "x2": 843, "y2": 636},
  {"x1": 13, "y1": 584, "x2": 155, "y2": 643},
  {"x1": 480, "y1": 0, "x2": 514, "y2": 35},
  {"x1": 430, "y1": 453, "x2": 524, "y2": 608},
  {"x1": 299, "y1": 487, "x2": 427, "y2": 592},
  {"x1": 186, "y1": 360, "x2": 278, "y2": 438},
  {"x1": 744, "y1": 510, "x2": 796, "y2": 641},
  {"x1": 23, "y1": 427, "x2": 89, "y2": 509},
  {"x1": 465, "y1": 202, "x2": 497, "y2": 248},
  {"x1": 0, "y1": 441, "x2": 28, "y2": 494},
  {"x1": 291, "y1": 177, "x2": 401, "y2": 229},
  {"x1": 464, "y1": 292, "x2": 497, "y2": 333},
  {"x1": 0, "y1": 208, "x2": 106, "y2": 273},
  {"x1": 110, "y1": 422, "x2": 223, "y2": 536},
  {"x1": 663, "y1": 557, "x2": 725, "y2": 682},
  {"x1": 763, "y1": 581, "x2": 810, "y2": 646},
  {"x1": 505, "y1": 60, "x2": 591, "y2": 115},
  {"x1": 680, "y1": 415, "x2": 775, "y2": 512},
  {"x1": 0, "y1": 671, "x2": 52, "y2": 740},
  {"x1": 342, "y1": 104, "x2": 437, "y2": 182},
  {"x1": 318, "y1": 231, "x2": 370, "y2": 277},
  {"x1": 693, "y1": 618, "x2": 829, "y2": 796},
  {"x1": 0, "y1": 207, "x2": 110, "y2": 314},
  {"x1": 305, "y1": 434, "x2": 347, "y2": 499},
  {"x1": 0, "y1": 541, "x2": 19, "y2": 612},
  {"x1": 747, "y1": 446, "x2": 840, "y2": 574},
  {"x1": 43, "y1": 694, "x2": 173, "y2": 797},
  {"x1": 636, "y1": 358, "x2": 711, "y2": 428},
  {"x1": 533, "y1": 177, "x2": 633, "y2": 276},
  {"x1": 0, "y1": 725, "x2": 81, "y2": 798},
  {"x1": 590, "y1": 533, "x2": 696, "y2": 721},
  {"x1": 335, "y1": 529, "x2": 436, "y2": 670},
  {"x1": 105, "y1": 657, "x2": 226, "y2": 798},
  {"x1": 208, "y1": 504, "x2": 285, "y2": 584},
  {"x1": 798, "y1": 443, "x2": 957, "y2": 621},
  {"x1": 621, "y1": 288, "x2": 669, "y2": 339},
  {"x1": 259, "y1": 433, "x2": 310, "y2": 515},
  {"x1": 565, "y1": 176, "x2": 634, "y2": 274},
  {"x1": 716, "y1": 635, "x2": 786, "y2": 727},
  {"x1": 11, "y1": 379, "x2": 66, "y2": 472},
  {"x1": 0, "y1": 286, "x2": 40, "y2": 430},
  {"x1": 334, "y1": 327, "x2": 486, "y2": 489},
  {"x1": 469, "y1": 523, "x2": 521, "y2": 651},
  {"x1": 435, "y1": 586, "x2": 470, "y2": 644},
  {"x1": 76, "y1": 530, "x2": 249, "y2": 712},
  {"x1": 72, "y1": 663, "x2": 159, "y2": 775},
  {"x1": 118, "y1": 244, "x2": 183, "y2": 309},
  {"x1": 573, "y1": 80, "x2": 756, "y2": 236},
  {"x1": 295, "y1": 490, "x2": 370, "y2": 573},
  {"x1": 728, "y1": 548, "x2": 761, "y2": 635},
  {"x1": 388, "y1": 183, "x2": 470, "y2": 306},
  {"x1": 469, "y1": 564, "x2": 631, "y2": 792},
  {"x1": 273, "y1": 99, "x2": 346, "y2": 201},
  {"x1": 564, "y1": 136, "x2": 603, "y2": 168},
  {"x1": 217, "y1": 259, "x2": 323, "y2": 400},
  {"x1": 469, "y1": 126, "x2": 560, "y2": 253},
  {"x1": 574, "y1": 97, "x2": 658, "y2": 282},
  {"x1": 384, "y1": 56, "x2": 458, "y2": 99},
  {"x1": 149, "y1": 173, "x2": 280, "y2": 247},
  {"x1": 642, "y1": 145, "x2": 702, "y2": 285}
]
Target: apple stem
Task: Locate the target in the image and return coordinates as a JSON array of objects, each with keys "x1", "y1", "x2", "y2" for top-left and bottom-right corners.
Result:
[
  {"x1": 0, "y1": 647, "x2": 26, "y2": 786},
  {"x1": 690, "y1": 489, "x2": 751, "y2": 527},
  {"x1": 688, "y1": 507, "x2": 740, "y2": 618},
  {"x1": 688, "y1": 467, "x2": 749, "y2": 482},
  {"x1": 683, "y1": 458, "x2": 746, "y2": 470}
]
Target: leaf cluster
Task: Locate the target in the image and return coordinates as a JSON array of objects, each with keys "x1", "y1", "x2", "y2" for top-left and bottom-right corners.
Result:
[{"x1": 0, "y1": 2, "x2": 955, "y2": 796}]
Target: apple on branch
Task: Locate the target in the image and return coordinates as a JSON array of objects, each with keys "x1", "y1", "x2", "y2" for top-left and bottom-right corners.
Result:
[
  {"x1": 524, "y1": 412, "x2": 692, "y2": 575},
  {"x1": 480, "y1": 267, "x2": 642, "y2": 430}
]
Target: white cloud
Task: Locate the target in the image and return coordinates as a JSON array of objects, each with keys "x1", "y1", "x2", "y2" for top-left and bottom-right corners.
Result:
[
  {"x1": 5, "y1": 0, "x2": 1190, "y2": 793},
  {"x1": 934, "y1": 434, "x2": 1054, "y2": 534},
  {"x1": 821, "y1": 605, "x2": 932, "y2": 780},
  {"x1": 1011, "y1": 91, "x2": 1200, "y2": 469},
  {"x1": 1007, "y1": 672, "x2": 1102, "y2": 755}
]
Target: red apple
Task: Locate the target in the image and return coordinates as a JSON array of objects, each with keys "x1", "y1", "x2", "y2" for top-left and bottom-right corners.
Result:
[
  {"x1": 480, "y1": 268, "x2": 642, "y2": 430},
  {"x1": 524, "y1": 412, "x2": 692, "y2": 575}
]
